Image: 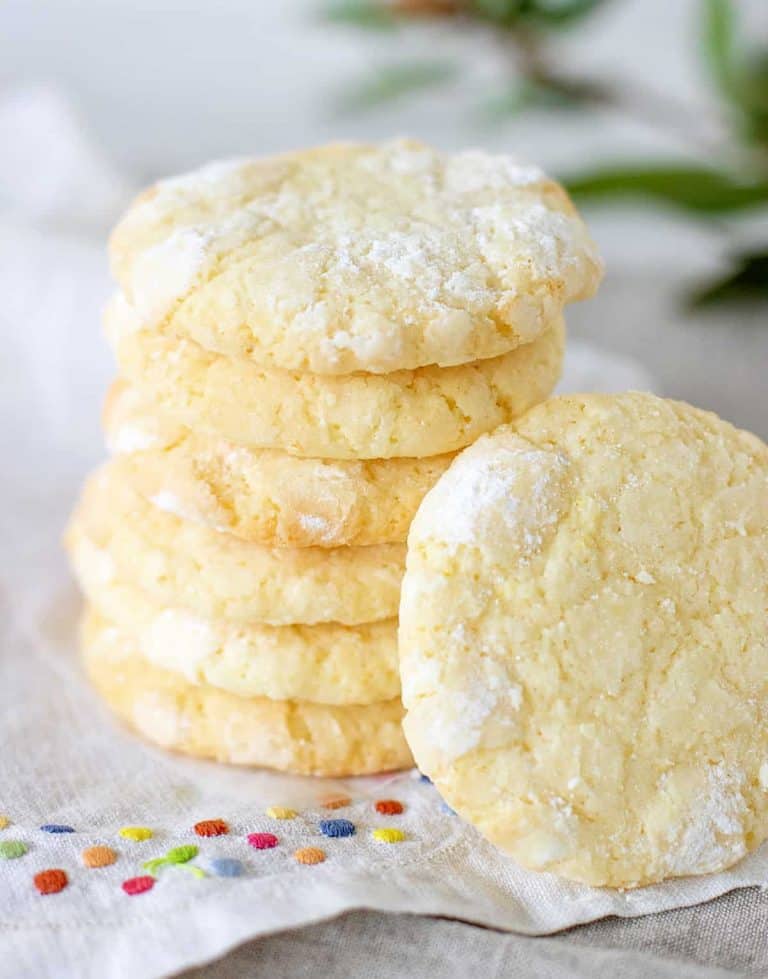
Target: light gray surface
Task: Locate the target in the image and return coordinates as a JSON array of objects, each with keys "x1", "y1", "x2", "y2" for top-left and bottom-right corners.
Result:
[{"x1": 182, "y1": 888, "x2": 768, "y2": 978}]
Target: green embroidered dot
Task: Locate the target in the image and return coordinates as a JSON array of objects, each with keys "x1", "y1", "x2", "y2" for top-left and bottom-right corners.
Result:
[
  {"x1": 119, "y1": 826, "x2": 153, "y2": 842},
  {"x1": 0, "y1": 840, "x2": 27, "y2": 859},
  {"x1": 165, "y1": 845, "x2": 198, "y2": 864}
]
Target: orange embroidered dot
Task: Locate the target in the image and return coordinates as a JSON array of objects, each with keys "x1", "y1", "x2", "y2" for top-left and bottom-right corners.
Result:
[
  {"x1": 0, "y1": 816, "x2": 10, "y2": 831},
  {"x1": 194, "y1": 819, "x2": 229, "y2": 837},
  {"x1": 372, "y1": 828, "x2": 405, "y2": 844},
  {"x1": 34, "y1": 869, "x2": 68, "y2": 894},
  {"x1": 294, "y1": 847, "x2": 326, "y2": 865},
  {"x1": 266, "y1": 807, "x2": 297, "y2": 820},
  {"x1": 82, "y1": 845, "x2": 118, "y2": 868},
  {"x1": 322, "y1": 797, "x2": 350, "y2": 810},
  {"x1": 375, "y1": 799, "x2": 404, "y2": 816},
  {"x1": 119, "y1": 826, "x2": 153, "y2": 842}
]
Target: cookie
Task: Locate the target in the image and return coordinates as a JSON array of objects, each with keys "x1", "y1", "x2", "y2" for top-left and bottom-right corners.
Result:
[
  {"x1": 66, "y1": 464, "x2": 403, "y2": 626},
  {"x1": 106, "y1": 296, "x2": 564, "y2": 459},
  {"x1": 399, "y1": 392, "x2": 768, "y2": 887},
  {"x1": 82, "y1": 611, "x2": 411, "y2": 776},
  {"x1": 75, "y1": 562, "x2": 398, "y2": 704},
  {"x1": 109, "y1": 139, "x2": 601, "y2": 375},
  {"x1": 103, "y1": 381, "x2": 455, "y2": 546}
]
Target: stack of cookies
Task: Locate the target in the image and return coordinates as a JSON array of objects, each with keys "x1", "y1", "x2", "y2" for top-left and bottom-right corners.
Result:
[{"x1": 65, "y1": 140, "x2": 601, "y2": 776}]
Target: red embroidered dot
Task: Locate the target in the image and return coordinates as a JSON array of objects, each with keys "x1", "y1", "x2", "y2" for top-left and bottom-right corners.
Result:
[
  {"x1": 375, "y1": 799, "x2": 404, "y2": 816},
  {"x1": 247, "y1": 832, "x2": 279, "y2": 850},
  {"x1": 194, "y1": 819, "x2": 229, "y2": 837},
  {"x1": 34, "y1": 869, "x2": 68, "y2": 894},
  {"x1": 122, "y1": 875, "x2": 156, "y2": 896}
]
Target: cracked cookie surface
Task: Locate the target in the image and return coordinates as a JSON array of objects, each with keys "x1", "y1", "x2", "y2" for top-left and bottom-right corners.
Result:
[
  {"x1": 109, "y1": 139, "x2": 600, "y2": 375},
  {"x1": 106, "y1": 297, "x2": 564, "y2": 460},
  {"x1": 399, "y1": 392, "x2": 768, "y2": 887}
]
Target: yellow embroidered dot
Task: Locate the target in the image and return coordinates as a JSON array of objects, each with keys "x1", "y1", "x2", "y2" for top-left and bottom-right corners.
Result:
[
  {"x1": 119, "y1": 826, "x2": 153, "y2": 842},
  {"x1": 266, "y1": 807, "x2": 297, "y2": 820},
  {"x1": 372, "y1": 828, "x2": 406, "y2": 844}
]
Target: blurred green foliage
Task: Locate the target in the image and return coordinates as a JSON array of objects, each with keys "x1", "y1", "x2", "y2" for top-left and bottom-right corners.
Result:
[{"x1": 321, "y1": 0, "x2": 768, "y2": 307}]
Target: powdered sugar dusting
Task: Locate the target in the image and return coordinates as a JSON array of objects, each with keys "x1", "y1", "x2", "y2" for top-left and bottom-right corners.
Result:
[
  {"x1": 664, "y1": 764, "x2": 748, "y2": 876},
  {"x1": 444, "y1": 149, "x2": 544, "y2": 193},
  {"x1": 113, "y1": 139, "x2": 601, "y2": 364},
  {"x1": 420, "y1": 656, "x2": 523, "y2": 762},
  {"x1": 412, "y1": 436, "x2": 571, "y2": 563},
  {"x1": 149, "y1": 490, "x2": 200, "y2": 523}
]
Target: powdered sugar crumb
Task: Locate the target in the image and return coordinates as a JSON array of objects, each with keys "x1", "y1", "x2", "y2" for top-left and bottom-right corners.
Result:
[
  {"x1": 412, "y1": 437, "x2": 570, "y2": 562},
  {"x1": 664, "y1": 764, "x2": 748, "y2": 876}
]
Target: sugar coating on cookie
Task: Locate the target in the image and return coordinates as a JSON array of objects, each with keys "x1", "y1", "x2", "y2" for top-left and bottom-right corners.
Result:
[
  {"x1": 66, "y1": 463, "x2": 404, "y2": 626},
  {"x1": 106, "y1": 297, "x2": 565, "y2": 460},
  {"x1": 399, "y1": 392, "x2": 768, "y2": 887},
  {"x1": 103, "y1": 381, "x2": 456, "y2": 547},
  {"x1": 109, "y1": 140, "x2": 601, "y2": 375},
  {"x1": 82, "y1": 612, "x2": 412, "y2": 776}
]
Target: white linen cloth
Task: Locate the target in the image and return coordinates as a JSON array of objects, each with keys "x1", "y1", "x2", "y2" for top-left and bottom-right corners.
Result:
[{"x1": 1, "y1": 86, "x2": 765, "y2": 979}]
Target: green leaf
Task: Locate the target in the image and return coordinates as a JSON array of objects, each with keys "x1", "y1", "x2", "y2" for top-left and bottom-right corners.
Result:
[
  {"x1": 701, "y1": 0, "x2": 738, "y2": 100},
  {"x1": 564, "y1": 163, "x2": 768, "y2": 214},
  {"x1": 520, "y1": 0, "x2": 611, "y2": 28},
  {"x1": 337, "y1": 60, "x2": 459, "y2": 111},
  {"x1": 483, "y1": 77, "x2": 602, "y2": 117},
  {"x1": 471, "y1": 0, "x2": 526, "y2": 26},
  {"x1": 688, "y1": 249, "x2": 768, "y2": 307},
  {"x1": 322, "y1": 0, "x2": 397, "y2": 29}
]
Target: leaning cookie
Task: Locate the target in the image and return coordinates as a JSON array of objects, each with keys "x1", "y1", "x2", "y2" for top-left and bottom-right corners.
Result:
[
  {"x1": 106, "y1": 296, "x2": 565, "y2": 460},
  {"x1": 82, "y1": 611, "x2": 411, "y2": 776},
  {"x1": 103, "y1": 382, "x2": 455, "y2": 547},
  {"x1": 66, "y1": 464, "x2": 404, "y2": 626},
  {"x1": 399, "y1": 392, "x2": 768, "y2": 887},
  {"x1": 109, "y1": 139, "x2": 601, "y2": 375}
]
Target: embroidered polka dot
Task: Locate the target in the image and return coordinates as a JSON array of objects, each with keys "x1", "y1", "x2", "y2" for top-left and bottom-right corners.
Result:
[
  {"x1": 247, "y1": 832, "x2": 279, "y2": 850},
  {"x1": 82, "y1": 845, "x2": 118, "y2": 868},
  {"x1": 319, "y1": 819, "x2": 355, "y2": 839},
  {"x1": 0, "y1": 840, "x2": 27, "y2": 860},
  {"x1": 209, "y1": 858, "x2": 244, "y2": 878},
  {"x1": 321, "y1": 797, "x2": 351, "y2": 810},
  {"x1": 266, "y1": 807, "x2": 297, "y2": 820},
  {"x1": 0, "y1": 816, "x2": 10, "y2": 831},
  {"x1": 375, "y1": 799, "x2": 404, "y2": 816},
  {"x1": 119, "y1": 826, "x2": 153, "y2": 841},
  {"x1": 373, "y1": 828, "x2": 406, "y2": 844},
  {"x1": 34, "y1": 869, "x2": 68, "y2": 894},
  {"x1": 294, "y1": 847, "x2": 325, "y2": 865},
  {"x1": 122, "y1": 875, "x2": 155, "y2": 896},
  {"x1": 194, "y1": 819, "x2": 229, "y2": 837},
  {"x1": 40, "y1": 824, "x2": 75, "y2": 834}
]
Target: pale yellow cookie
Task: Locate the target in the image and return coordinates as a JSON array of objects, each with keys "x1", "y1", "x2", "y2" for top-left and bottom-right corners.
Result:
[
  {"x1": 82, "y1": 610, "x2": 411, "y2": 776},
  {"x1": 66, "y1": 463, "x2": 404, "y2": 626},
  {"x1": 399, "y1": 393, "x2": 768, "y2": 887},
  {"x1": 103, "y1": 381, "x2": 455, "y2": 546},
  {"x1": 109, "y1": 139, "x2": 601, "y2": 375},
  {"x1": 106, "y1": 296, "x2": 564, "y2": 459},
  {"x1": 75, "y1": 564, "x2": 398, "y2": 704}
]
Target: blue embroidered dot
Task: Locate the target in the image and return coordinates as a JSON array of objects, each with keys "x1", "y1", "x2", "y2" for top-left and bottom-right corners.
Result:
[
  {"x1": 319, "y1": 819, "x2": 356, "y2": 838},
  {"x1": 419, "y1": 773, "x2": 432, "y2": 785},
  {"x1": 40, "y1": 824, "x2": 75, "y2": 834},
  {"x1": 209, "y1": 857, "x2": 244, "y2": 878}
]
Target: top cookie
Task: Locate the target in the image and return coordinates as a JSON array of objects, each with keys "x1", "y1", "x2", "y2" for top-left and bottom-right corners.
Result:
[
  {"x1": 399, "y1": 393, "x2": 768, "y2": 887},
  {"x1": 109, "y1": 140, "x2": 602, "y2": 375}
]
